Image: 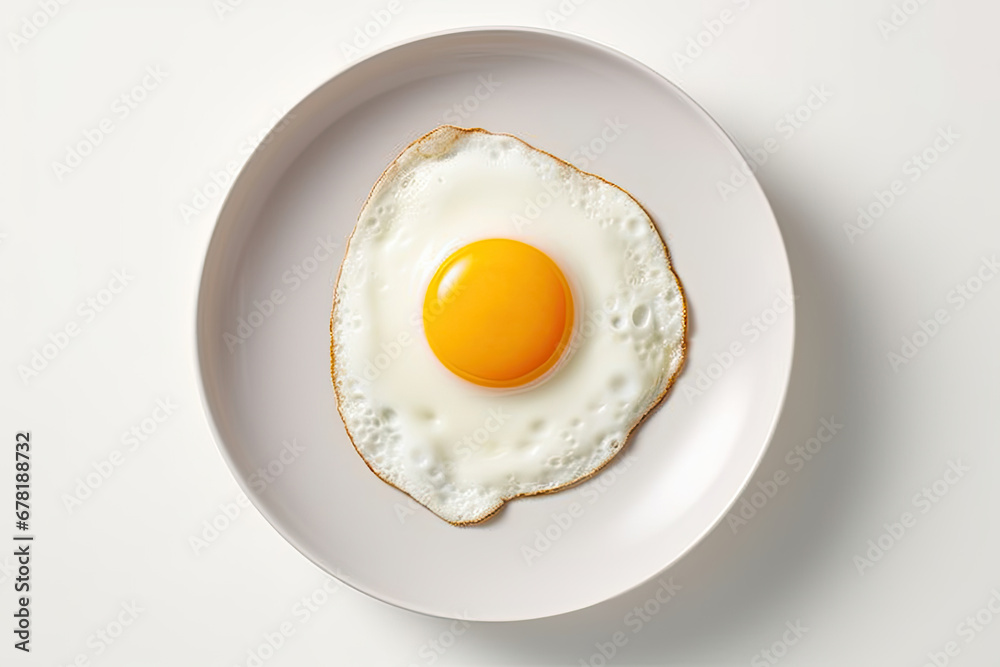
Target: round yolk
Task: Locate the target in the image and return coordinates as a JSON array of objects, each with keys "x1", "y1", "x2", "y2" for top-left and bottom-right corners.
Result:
[{"x1": 423, "y1": 239, "x2": 574, "y2": 388}]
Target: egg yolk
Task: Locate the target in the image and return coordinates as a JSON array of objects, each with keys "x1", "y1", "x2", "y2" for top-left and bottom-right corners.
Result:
[{"x1": 423, "y1": 238, "x2": 574, "y2": 388}]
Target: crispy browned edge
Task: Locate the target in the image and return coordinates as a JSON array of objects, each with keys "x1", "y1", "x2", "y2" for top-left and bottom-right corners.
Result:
[{"x1": 329, "y1": 125, "x2": 690, "y2": 526}]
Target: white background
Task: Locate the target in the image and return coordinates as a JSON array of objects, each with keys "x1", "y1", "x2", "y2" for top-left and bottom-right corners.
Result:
[{"x1": 2, "y1": 0, "x2": 999, "y2": 665}]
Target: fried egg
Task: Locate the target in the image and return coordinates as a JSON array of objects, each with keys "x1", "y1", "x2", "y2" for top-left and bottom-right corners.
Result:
[{"x1": 331, "y1": 126, "x2": 686, "y2": 525}]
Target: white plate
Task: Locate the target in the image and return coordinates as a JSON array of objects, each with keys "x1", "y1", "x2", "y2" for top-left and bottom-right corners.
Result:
[{"x1": 196, "y1": 27, "x2": 793, "y2": 621}]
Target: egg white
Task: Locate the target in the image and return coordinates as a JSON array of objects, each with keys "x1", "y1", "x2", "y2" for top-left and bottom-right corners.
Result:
[{"x1": 331, "y1": 126, "x2": 687, "y2": 525}]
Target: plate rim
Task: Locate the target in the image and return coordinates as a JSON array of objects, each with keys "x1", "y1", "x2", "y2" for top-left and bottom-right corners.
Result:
[{"x1": 194, "y1": 24, "x2": 795, "y2": 621}]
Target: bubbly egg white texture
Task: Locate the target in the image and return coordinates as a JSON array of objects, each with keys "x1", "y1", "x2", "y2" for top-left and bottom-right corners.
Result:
[{"x1": 331, "y1": 126, "x2": 686, "y2": 525}]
